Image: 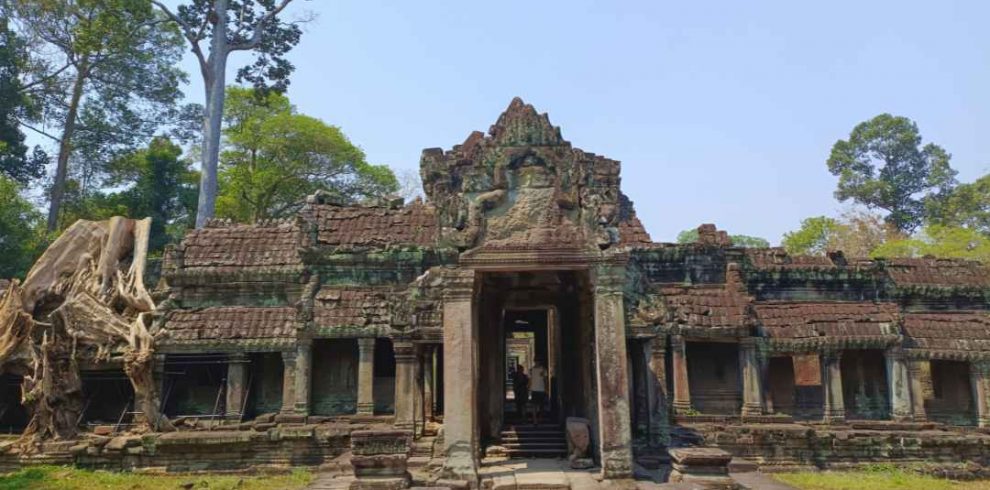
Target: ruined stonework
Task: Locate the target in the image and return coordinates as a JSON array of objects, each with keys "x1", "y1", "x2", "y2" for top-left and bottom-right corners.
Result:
[{"x1": 3, "y1": 98, "x2": 990, "y2": 485}]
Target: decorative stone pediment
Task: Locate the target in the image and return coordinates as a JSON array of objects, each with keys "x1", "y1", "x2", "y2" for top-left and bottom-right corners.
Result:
[{"x1": 420, "y1": 98, "x2": 638, "y2": 264}]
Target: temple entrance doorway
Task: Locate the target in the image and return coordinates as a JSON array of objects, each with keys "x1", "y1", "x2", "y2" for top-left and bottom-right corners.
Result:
[
  {"x1": 503, "y1": 309, "x2": 554, "y2": 425},
  {"x1": 476, "y1": 270, "x2": 598, "y2": 457}
]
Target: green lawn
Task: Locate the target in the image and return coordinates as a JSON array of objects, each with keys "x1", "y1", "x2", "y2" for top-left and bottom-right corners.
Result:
[
  {"x1": 0, "y1": 466, "x2": 313, "y2": 490},
  {"x1": 773, "y1": 466, "x2": 990, "y2": 490}
]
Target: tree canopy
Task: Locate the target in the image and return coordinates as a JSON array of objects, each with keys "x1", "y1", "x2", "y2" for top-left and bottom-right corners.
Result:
[
  {"x1": 0, "y1": 175, "x2": 45, "y2": 278},
  {"x1": 826, "y1": 114, "x2": 956, "y2": 233},
  {"x1": 216, "y1": 87, "x2": 398, "y2": 223},
  {"x1": 0, "y1": 19, "x2": 46, "y2": 185}
]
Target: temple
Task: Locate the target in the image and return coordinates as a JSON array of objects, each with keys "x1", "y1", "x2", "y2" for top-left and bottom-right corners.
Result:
[{"x1": 3, "y1": 98, "x2": 990, "y2": 485}]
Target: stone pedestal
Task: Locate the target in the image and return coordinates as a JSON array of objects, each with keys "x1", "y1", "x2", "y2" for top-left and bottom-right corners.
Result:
[
  {"x1": 357, "y1": 338, "x2": 376, "y2": 416},
  {"x1": 971, "y1": 362, "x2": 990, "y2": 428},
  {"x1": 908, "y1": 360, "x2": 930, "y2": 422},
  {"x1": 294, "y1": 340, "x2": 312, "y2": 415},
  {"x1": 592, "y1": 264, "x2": 634, "y2": 480},
  {"x1": 280, "y1": 350, "x2": 297, "y2": 414},
  {"x1": 739, "y1": 338, "x2": 763, "y2": 416},
  {"x1": 671, "y1": 335, "x2": 692, "y2": 415},
  {"x1": 667, "y1": 447, "x2": 734, "y2": 488},
  {"x1": 886, "y1": 350, "x2": 912, "y2": 421},
  {"x1": 394, "y1": 342, "x2": 417, "y2": 431},
  {"x1": 822, "y1": 353, "x2": 845, "y2": 423},
  {"x1": 225, "y1": 353, "x2": 249, "y2": 420},
  {"x1": 350, "y1": 430, "x2": 413, "y2": 490},
  {"x1": 441, "y1": 269, "x2": 478, "y2": 484}
]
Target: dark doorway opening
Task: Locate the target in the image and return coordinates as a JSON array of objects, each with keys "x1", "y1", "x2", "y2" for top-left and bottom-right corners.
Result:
[
  {"x1": 311, "y1": 339, "x2": 358, "y2": 415},
  {"x1": 928, "y1": 360, "x2": 975, "y2": 425},
  {"x1": 840, "y1": 349, "x2": 889, "y2": 420},
  {"x1": 162, "y1": 354, "x2": 228, "y2": 419},
  {"x1": 244, "y1": 353, "x2": 283, "y2": 419},
  {"x1": 80, "y1": 370, "x2": 135, "y2": 427},
  {"x1": 686, "y1": 342, "x2": 741, "y2": 415},
  {"x1": 374, "y1": 338, "x2": 396, "y2": 414},
  {"x1": 0, "y1": 374, "x2": 28, "y2": 434},
  {"x1": 504, "y1": 309, "x2": 551, "y2": 424}
]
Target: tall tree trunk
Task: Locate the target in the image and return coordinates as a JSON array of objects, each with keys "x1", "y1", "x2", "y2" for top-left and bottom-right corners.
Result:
[
  {"x1": 194, "y1": 0, "x2": 229, "y2": 228},
  {"x1": 46, "y1": 58, "x2": 89, "y2": 233}
]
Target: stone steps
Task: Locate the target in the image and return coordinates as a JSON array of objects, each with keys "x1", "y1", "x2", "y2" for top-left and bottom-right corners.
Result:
[{"x1": 497, "y1": 424, "x2": 568, "y2": 459}]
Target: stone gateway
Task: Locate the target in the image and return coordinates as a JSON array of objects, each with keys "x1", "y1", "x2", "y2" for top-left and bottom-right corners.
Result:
[{"x1": 3, "y1": 99, "x2": 990, "y2": 487}]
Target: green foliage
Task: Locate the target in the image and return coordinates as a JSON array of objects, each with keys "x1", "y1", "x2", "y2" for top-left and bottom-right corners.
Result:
[
  {"x1": 59, "y1": 137, "x2": 198, "y2": 253},
  {"x1": 925, "y1": 173, "x2": 990, "y2": 235},
  {"x1": 872, "y1": 225, "x2": 990, "y2": 262},
  {"x1": 217, "y1": 87, "x2": 398, "y2": 223},
  {"x1": 782, "y1": 216, "x2": 843, "y2": 255},
  {"x1": 0, "y1": 465, "x2": 313, "y2": 490},
  {"x1": 0, "y1": 19, "x2": 47, "y2": 184},
  {"x1": 0, "y1": 175, "x2": 45, "y2": 278},
  {"x1": 827, "y1": 114, "x2": 957, "y2": 233},
  {"x1": 675, "y1": 228, "x2": 770, "y2": 248}
]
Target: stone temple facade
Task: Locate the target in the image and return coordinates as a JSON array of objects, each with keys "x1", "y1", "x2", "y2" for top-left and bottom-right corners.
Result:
[{"x1": 4, "y1": 98, "x2": 990, "y2": 484}]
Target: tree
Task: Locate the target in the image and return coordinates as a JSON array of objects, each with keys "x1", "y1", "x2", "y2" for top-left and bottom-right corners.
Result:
[
  {"x1": 216, "y1": 87, "x2": 397, "y2": 223},
  {"x1": 925, "y1": 173, "x2": 990, "y2": 235},
  {"x1": 59, "y1": 137, "x2": 198, "y2": 253},
  {"x1": 781, "y1": 216, "x2": 843, "y2": 256},
  {"x1": 152, "y1": 0, "x2": 306, "y2": 228},
  {"x1": 676, "y1": 229, "x2": 770, "y2": 248},
  {"x1": 827, "y1": 114, "x2": 957, "y2": 233},
  {"x1": 0, "y1": 175, "x2": 45, "y2": 279},
  {"x1": 0, "y1": 18, "x2": 47, "y2": 184},
  {"x1": 9, "y1": 0, "x2": 188, "y2": 232},
  {"x1": 872, "y1": 225, "x2": 990, "y2": 262},
  {"x1": 782, "y1": 209, "x2": 904, "y2": 257}
]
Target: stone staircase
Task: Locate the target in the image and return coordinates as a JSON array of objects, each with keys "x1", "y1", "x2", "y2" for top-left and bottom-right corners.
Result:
[{"x1": 497, "y1": 424, "x2": 568, "y2": 458}]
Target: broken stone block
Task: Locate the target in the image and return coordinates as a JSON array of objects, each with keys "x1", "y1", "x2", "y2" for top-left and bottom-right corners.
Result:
[
  {"x1": 350, "y1": 430, "x2": 413, "y2": 489},
  {"x1": 668, "y1": 447, "x2": 734, "y2": 488},
  {"x1": 566, "y1": 416, "x2": 592, "y2": 468},
  {"x1": 93, "y1": 425, "x2": 114, "y2": 436}
]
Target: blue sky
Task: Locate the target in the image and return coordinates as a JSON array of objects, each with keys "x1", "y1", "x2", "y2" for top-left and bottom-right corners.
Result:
[{"x1": 176, "y1": 0, "x2": 990, "y2": 243}]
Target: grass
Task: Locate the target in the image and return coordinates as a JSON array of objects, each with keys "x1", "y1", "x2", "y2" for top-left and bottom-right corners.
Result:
[
  {"x1": 773, "y1": 464, "x2": 990, "y2": 490},
  {"x1": 0, "y1": 465, "x2": 314, "y2": 490}
]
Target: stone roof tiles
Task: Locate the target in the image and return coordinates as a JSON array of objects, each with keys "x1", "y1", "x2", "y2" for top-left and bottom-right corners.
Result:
[
  {"x1": 902, "y1": 312, "x2": 990, "y2": 354},
  {"x1": 658, "y1": 284, "x2": 752, "y2": 328},
  {"x1": 754, "y1": 302, "x2": 900, "y2": 339},
  {"x1": 180, "y1": 221, "x2": 302, "y2": 269},
  {"x1": 311, "y1": 202, "x2": 438, "y2": 248},
  {"x1": 164, "y1": 306, "x2": 299, "y2": 342},
  {"x1": 884, "y1": 258, "x2": 990, "y2": 289}
]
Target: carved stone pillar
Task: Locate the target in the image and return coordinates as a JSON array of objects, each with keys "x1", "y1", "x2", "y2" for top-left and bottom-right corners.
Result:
[
  {"x1": 394, "y1": 341, "x2": 417, "y2": 431},
  {"x1": 886, "y1": 349, "x2": 912, "y2": 421},
  {"x1": 592, "y1": 264, "x2": 634, "y2": 480},
  {"x1": 671, "y1": 335, "x2": 692, "y2": 415},
  {"x1": 414, "y1": 345, "x2": 425, "y2": 437},
  {"x1": 647, "y1": 336, "x2": 669, "y2": 446},
  {"x1": 225, "y1": 353, "x2": 249, "y2": 420},
  {"x1": 970, "y1": 361, "x2": 990, "y2": 428},
  {"x1": 907, "y1": 359, "x2": 928, "y2": 422},
  {"x1": 441, "y1": 269, "x2": 478, "y2": 483},
  {"x1": 739, "y1": 338, "x2": 763, "y2": 416},
  {"x1": 822, "y1": 352, "x2": 845, "y2": 423},
  {"x1": 280, "y1": 350, "x2": 297, "y2": 414},
  {"x1": 357, "y1": 338, "x2": 376, "y2": 415},
  {"x1": 294, "y1": 339, "x2": 312, "y2": 415}
]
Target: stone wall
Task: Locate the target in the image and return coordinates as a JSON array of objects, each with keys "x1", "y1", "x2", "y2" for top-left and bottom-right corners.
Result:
[{"x1": 682, "y1": 422, "x2": 990, "y2": 471}]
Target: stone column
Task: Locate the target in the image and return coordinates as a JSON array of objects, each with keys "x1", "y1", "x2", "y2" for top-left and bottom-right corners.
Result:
[
  {"x1": 441, "y1": 269, "x2": 478, "y2": 483},
  {"x1": 739, "y1": 338, "x2": 763, "y2": 416},
  {"x1": 822, "y1": 352, "x2": 845, "y2": 423},
  {"x1": 885, "y1": 349, "x2": 912, "y2": 421},
  {"x1": 646, "y1": 336, "x2": 669, "y2": 447},
  {"x1": 414, "y1": 346, "x2": 425, "y2": 436},
  {"x1": 225, "y1": 353, "x2": 249, "y2": 420},
  {"x1": 970, "y1": 361, "x2": 990, "y2": 428},
  {"x1": 423, "y1": 344, "x2": 435, "y2": 422},
  {"x1": 907, "y1": 359, "x2": 928, "y2": 422},
  {"x1": 671, "y1": 335, "x2": 692, "y2": 415},
  {"x1": 280, "y1": 350, "x2": 297, "y2": 414},
  {"x1": 592, "y1": 264, "x2": 634, "y2": 480},
  {"x1": 394, "y1": 341, "x2": 417, "y2": 431},
  {"x1": 356, "y1": 338, "x2": 376, "y2": 416},
  {"x1": 294, "y1": 339, "x2": 312, "y2": 415}
]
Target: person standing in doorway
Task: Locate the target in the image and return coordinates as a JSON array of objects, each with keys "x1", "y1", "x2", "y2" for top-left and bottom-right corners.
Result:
[
  {"x1": 511, "y1": 364, "x2": 529, "y2": 420},
  {"x1": 529, "y1": 359, "x2": 548, "y2": 426}
]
